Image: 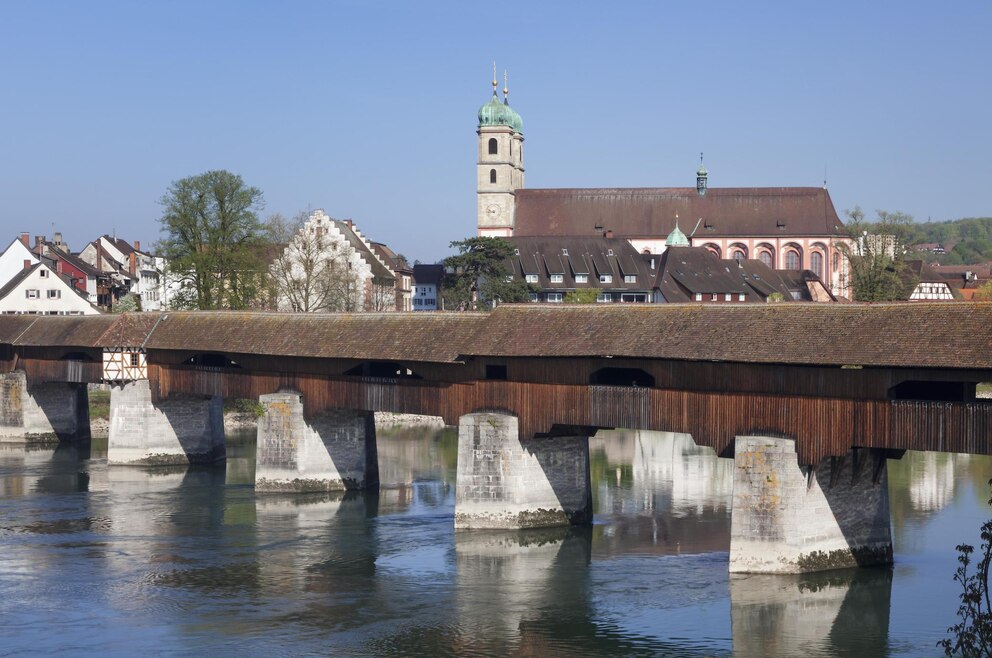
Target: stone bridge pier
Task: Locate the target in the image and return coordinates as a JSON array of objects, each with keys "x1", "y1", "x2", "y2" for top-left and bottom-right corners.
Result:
[
  {"x1": 108, "y1": 379, "x2": 225, "y2": 465},
  {"x1": 729, "y1": 436, "x2": 893, "y2": 573},
  {"x1": 0, "y1": 371, "x2": 89, "y2": 443},
  {"x1": 254, "y1": 391, "x2": 379, "y2": 492},
  {"x1": 454, "y1": 412, "x2": 593, "y2": 530}
]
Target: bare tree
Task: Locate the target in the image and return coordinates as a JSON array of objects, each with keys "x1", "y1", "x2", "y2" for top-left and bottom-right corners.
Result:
[{"x1": 270, "y1": 217, "x2": 363, "y2": 312}]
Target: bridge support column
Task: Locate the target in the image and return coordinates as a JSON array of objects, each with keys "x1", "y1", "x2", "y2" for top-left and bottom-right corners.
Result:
[
  {"x1": 107, "y1": 379, "x2": 225, "y2": 465},
  {"x1": 729, "y1": 436, "x2": 892, "y2": 574},
  {"x1": 0, "y1": 371, "x2": 88, "y2": 443},
  {"x1": 254, "y1": 392, "x2": 378, "y2": 492},
  {"x1": 454, "y1": 412, "x2": 592, "y2": 530}
]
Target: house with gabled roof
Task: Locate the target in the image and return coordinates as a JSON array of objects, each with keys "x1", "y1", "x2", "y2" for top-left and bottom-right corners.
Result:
[
  {"x1": 0, "y1": 261, "x2": 100, "y2": 315},
  {"x1": 0, "y1": 235, "x2": 40, "y2": 289}
]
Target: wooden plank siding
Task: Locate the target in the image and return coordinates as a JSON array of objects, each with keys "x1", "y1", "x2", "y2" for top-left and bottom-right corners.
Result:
[{"x1": 151, "y1": 364, "x2": 992, "y2": 465}]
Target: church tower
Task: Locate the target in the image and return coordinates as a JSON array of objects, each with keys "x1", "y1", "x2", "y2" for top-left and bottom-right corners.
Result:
[{"x1": 477, "y1": 68, "x2": 524, "y2": 236}]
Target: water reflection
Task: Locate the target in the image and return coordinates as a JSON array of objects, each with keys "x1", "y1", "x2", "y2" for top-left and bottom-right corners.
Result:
[
  {"x1": 730, "y1": 568, "x2": 892, "y2": 657},
  {"x1": 2, "y1": 427, "x2": 992, "y2": 656},
  {"x1": 591, "y1": 430, "x2": 732, "y2": 557}
]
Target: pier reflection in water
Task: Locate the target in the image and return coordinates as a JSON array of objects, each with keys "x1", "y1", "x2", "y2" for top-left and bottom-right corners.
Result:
[{"x1": 0, "y1": 427, "x2": 989, "y2": 656}]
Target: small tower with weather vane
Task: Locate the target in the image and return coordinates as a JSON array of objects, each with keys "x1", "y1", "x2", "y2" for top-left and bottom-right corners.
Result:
[
  {"x1": 477, "y1": 65, "x2": 525, "y2": 237},
  {"x1": 696, "y1": 153, "x2": 708, "y2": 197}
]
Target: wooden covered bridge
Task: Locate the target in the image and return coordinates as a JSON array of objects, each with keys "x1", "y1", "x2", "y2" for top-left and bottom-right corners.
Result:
[{"x1": 1, "y1": 303, "x2": 990, "y2": 573}]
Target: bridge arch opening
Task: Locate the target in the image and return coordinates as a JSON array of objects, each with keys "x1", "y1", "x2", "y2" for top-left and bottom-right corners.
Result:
[
  {"x1": 590, "y1": 367, "x2": 655, "y2": 387},
  {"x1": 182, "y1": 353, "x2": 242, "y2": 369},
  {"x1": 889, "y1": 380, "x2": 974, "y2": 402},
  {"x1": 344, "y1": 362, "x2": 423, "y2": 379}
]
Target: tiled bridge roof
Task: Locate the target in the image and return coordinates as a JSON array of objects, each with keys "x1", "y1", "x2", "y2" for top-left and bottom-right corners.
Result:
[{"x1": 0, "y1": 303, "x2": 990, "y2": 370}]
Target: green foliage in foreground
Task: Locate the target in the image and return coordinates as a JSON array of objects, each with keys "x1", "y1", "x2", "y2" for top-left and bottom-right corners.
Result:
[
  {"x1": 88, "y1": 389, "x2": 110, "y2": 420},
  {"x1": 223, "y1": 398, "x2": 266, "y2": 418},
  {"x1": 941, "y1": 481, "x2": 992, "y2": 656}
]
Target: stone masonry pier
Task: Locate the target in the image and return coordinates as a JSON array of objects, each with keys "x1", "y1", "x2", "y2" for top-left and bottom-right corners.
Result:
[
  {"x1": 0, "y1": 371, "x2": 88, "y2": 443},
  {"x1": 255, "y1": 391, "x2": 379, "y2": 492},
  {"x1": 729, "y1": 436, "x2": 893, "y2": 574},
  {"x1": 108, "y1": 379, "x2": 225, "y2": 465}
]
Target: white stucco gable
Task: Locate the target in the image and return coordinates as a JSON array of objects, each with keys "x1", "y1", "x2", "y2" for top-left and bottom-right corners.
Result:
[
  {"x1": 0, "y1": 263, "x2": 101, "y2": 315},
  {"x1": 0, "y1": 238, "x2": 40, "y2": 290}
]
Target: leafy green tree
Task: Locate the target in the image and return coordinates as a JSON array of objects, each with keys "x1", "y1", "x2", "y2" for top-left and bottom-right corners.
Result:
[
  {"x1": 940, "y1": 482, "x2": 992, "y2": 656},
  {"x1": 564, "y1": 288, "x2": 600, "y2": 304},
  {"x1": 158, "y1": 170, "x2": 266, "y2": 310},
  {"x1": 442, "y1": 237, "x2": 533, "y2": 310},
  {"x1": 839, "y1": 207, "x2": 918, "y2": 301}
]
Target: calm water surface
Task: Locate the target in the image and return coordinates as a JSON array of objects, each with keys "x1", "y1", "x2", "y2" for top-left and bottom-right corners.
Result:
[{"x1": 1, "y1": 427, "x2": 989, "y2": 657}]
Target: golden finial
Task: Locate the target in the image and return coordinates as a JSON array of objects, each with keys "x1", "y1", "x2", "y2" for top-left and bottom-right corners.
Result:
[
  {"x1": 675, "y1": 212, "x2": 679, "y2": 228},
  {"x1": 503, "y1": 70, "x2": 509, "y2": 101},
  {"x1": 492, "y1": 61, "x2": 498, "y2": 94}
]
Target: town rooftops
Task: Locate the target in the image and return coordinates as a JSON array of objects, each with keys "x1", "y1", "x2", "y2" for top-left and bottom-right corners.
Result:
[{"x1": 512, "y1": 187, "x2": 846, "y2": 239}]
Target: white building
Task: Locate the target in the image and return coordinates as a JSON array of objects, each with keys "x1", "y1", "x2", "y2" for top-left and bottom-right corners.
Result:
[
  {"x1": 0, "y1": 237, "x2": 39, "y2": 289},
  {"x1": 79, "y1": 236, "x2": 177, "y2": 310},
  {"x1": 270, "y1": 209, "x2": 396, "y2": 312},
  {"x1": 412, "y1": 264, "x2": 444, "y2": 311},
  {"x1": 0, "y1": 262, "x2": 100, "y2": 315}
]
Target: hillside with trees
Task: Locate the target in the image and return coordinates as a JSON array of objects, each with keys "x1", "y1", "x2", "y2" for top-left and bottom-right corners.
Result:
[{"x1": 900, "y1": 216, "x2": 992, "y2": 264}]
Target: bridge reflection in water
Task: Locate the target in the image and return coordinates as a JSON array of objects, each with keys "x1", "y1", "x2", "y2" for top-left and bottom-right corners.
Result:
[{"x1": 0, "y1": 429, "x2": 989, "y2": 656}]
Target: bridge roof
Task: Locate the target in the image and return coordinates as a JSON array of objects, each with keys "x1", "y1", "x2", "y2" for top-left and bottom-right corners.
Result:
[
  {"x1": 1, "y1": 304, "x2": 990, "y2": 371},
  {"x1": 469, "y1": 303, "x2": 992, "y2": 369},
  {"x1": 141, "y1": 311, "x2": 487, "y2": 363}
]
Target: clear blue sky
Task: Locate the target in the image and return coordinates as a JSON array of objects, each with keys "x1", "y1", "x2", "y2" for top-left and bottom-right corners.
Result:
[{"x1": 1, "y1": 1, "x2": 989, "y2": 263}]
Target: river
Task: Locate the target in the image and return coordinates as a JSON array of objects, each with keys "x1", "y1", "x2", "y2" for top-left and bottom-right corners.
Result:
[{"x1": 0, "y1": 427, "x2": 988, "y2": 657}]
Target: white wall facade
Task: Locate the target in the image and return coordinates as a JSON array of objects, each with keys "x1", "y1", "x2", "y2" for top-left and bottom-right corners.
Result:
[
  {"x1": 0, "y1": 239, "x2": 39, "y2": 290},
  {"x1": 0, "y1": 264, "x2": 100, "y2": 315}
]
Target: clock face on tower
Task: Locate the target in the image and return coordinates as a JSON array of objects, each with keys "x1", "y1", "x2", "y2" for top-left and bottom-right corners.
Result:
[{"x1": 486, "y1": 203, "x2": 503, "y2": 219}]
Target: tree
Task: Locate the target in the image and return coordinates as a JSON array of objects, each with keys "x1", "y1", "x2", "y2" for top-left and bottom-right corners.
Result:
[
  {"x1": 158, "y1": 170, "x2": 266, "y2": 310},
  {"x1": 269, "y1": 211, "x2": 365, "y2": 312},
  {"x1": 112, "y1": 292, "x2": 141, "y2": 313},
  {"x1": 442, "y1": 237, "x2": 533, "y2": 310},
  {"x1": 564, "y1": 288, "x2": 600, "y2": 304},
  {"x1": 838, "y1": 206, "x2": 918, "y2": 301},
  {"x1": 264, "y1": 211, "x2": 306, "y2": 244},
  {"x1": 975, "y1": 281, "x2": 992, "y2": 302},
  {"x1": 940, "y1": 482, "x2": 992, "y2": 656}
]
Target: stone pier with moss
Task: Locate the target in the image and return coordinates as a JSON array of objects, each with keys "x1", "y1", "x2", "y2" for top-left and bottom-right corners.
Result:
[
  {"x1": 254, "y1": 391, "x2": 379, "y2": 492},
  {"x1": 729, "y1": 435, "x2": 893, "y2": 574},
  {"x1": 107, "y1": 379, "x2": 225, "y2": 465},
  {"x1": 0, "y1": 371, "x2": 88, "y2": 443},
  {"x1": 454, "y1": 412, "x2": 592, "y2": 530}
]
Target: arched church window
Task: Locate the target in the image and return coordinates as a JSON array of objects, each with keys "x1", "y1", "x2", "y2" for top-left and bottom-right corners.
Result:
[
  {"x1": 490, "y1": 169, "x2": 497, "y2": 184},
  {"x1": 811, "y1": 252, "x2": 823, "y2": 279},
  {"x1": 758, "y1": 250, "x2": 773, "y2": 268},
  {"x1": 785, "y1": 250, "x2": 801, "y2": 270},
  {"x1": 733, "y1": 250, "x2": 746, "y2": 261},
  {"x1": 832, "y1": 252, "x2": 840, "y2": 272},
  {"x1": 488, "y1": 138, "x2": 498, "y2": 155}
]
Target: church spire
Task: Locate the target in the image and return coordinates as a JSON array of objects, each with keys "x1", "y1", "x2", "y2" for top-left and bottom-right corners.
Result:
[{"x1": 696, "y1": 152, "x2": 708, "y2": 197}]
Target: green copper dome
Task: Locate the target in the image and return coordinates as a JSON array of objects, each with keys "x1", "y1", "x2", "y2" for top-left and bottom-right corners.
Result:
[
  {"x1": 666, "y1": 220, "x2": 690, "y2": 247},
  {"x1": 478, "y1": 93, "x2": 523, "y2": 132},
  {"x1": 697, "y1": 163, "x2": 708, "y2": 177}
]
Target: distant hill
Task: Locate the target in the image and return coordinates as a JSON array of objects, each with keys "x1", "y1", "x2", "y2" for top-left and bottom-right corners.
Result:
[{"x1": 903, "y1": 217, "x2": 992, "y2": 265}]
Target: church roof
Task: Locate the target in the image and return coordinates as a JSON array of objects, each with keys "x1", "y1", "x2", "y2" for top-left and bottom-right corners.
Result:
[{"x1": 512, "y1": 187, "x2": 846, "y2": 239}]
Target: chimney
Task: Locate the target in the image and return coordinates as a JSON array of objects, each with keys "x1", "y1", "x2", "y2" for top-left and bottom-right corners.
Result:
[
  {"x1": 133, "y1": 240, "x2": 140, "y2": 252},
  {"x1": 22, "y1": 259, "x2": 31, "y2": 270},
  {"x1": 605, "y1": 230, "x2": 613, "y2": 239},
  {"x1": 19, "y1": 233, "x2": 29, "y2": 248},
  {"x1": 129, "y1": 252, "x2": 136, "y2": 276},
  {"x1": 34, "y1": 235, "x2": 43, "y2": 248}
]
